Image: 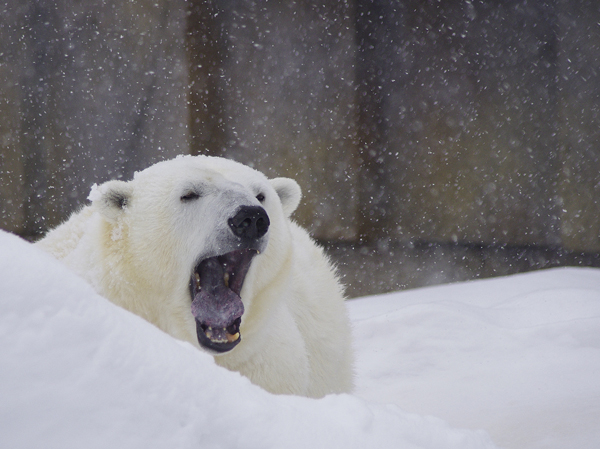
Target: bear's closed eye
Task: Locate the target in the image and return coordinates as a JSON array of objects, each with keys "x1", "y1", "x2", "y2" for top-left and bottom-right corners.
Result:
[{"x1": 181, "y1": 191, "x2": 200, "y2": 202}]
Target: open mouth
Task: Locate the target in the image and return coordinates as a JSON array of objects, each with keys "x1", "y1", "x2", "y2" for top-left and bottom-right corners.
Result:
[{"x1": 190, "y1": 249, "x2": 257, "y2": 353}]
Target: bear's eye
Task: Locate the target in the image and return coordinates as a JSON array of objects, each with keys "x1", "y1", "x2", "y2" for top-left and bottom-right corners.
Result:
[
  {"x1": 256, "y1": 193, "x2": 265, "y2": 203},
  {"x1": 181, "y1": 191, "x2": 200, "y2": 202}
]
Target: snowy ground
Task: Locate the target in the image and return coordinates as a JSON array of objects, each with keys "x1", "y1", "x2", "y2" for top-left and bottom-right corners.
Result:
[
  {"x1": 351, "y1": 267, "x2": 600, "y2": 449},
  {"x1": 1, "y1": 229, "x2": 599, "y2": 448}
]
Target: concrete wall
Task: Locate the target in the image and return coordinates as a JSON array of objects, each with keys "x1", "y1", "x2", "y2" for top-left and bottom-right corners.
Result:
[
  {"x1": 557, "y1": 0, "x2": 600, "y2": 252},
  {"x1": 188, "y1": 0, "x2": 359, "y2": 240},
  {"x1": 0, "y1": 0, "x2": 189, "y2": 238},
  {"x1": 2, "y1": 0, "x2": 600, "y2": 295},
  {"x1": 356, "y1": 1, "x2": 562, "y2": 248}
]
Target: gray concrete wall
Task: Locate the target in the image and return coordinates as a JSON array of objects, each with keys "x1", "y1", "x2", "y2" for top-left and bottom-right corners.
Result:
[
  {"x1": 0, "y1": 3, "x2": 29, "y2": 235},
  {"x1": 356, "y1": 1, "x2": 562, "y2": 247},
  {"x1": 188, "y1": 0, "x2": 359, "y2": 240},
  {"x1": 557, "y1": 0, "x2": 600, "y2": 252},
  {"x1": 3, "y1": 0, "x2": 600, "y2": 295},
  {"x1": 0, "y1": 0, "x2": 189, "y2": 237}
]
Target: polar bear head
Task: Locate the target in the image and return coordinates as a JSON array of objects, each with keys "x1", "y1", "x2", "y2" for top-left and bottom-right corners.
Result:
[{"x1": 88, "y1": 155, "x2": 301, "y2": 354}]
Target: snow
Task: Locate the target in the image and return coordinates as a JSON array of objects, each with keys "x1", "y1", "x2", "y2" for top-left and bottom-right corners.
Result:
[
  {"x1": 351, "y1": 269, "x2": 600, "y2": 449},
  {"x1": 1, "y1": 229, "x2": 599, "y2": 448}
]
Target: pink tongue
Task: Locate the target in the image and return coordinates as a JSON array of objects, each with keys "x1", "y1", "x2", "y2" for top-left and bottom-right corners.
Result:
[{"x1": 190, "y1": 258, "x2": 244, "y2": 328}]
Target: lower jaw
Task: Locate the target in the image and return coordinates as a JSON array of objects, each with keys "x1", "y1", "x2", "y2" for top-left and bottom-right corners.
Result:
[{"x1": 195, "y1": 319, "x2": 241, "y2": 353}]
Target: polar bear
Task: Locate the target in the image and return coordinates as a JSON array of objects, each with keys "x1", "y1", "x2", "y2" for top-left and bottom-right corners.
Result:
[{"x1": 36, "y1": 155, "x2": 353, "y2": 397}]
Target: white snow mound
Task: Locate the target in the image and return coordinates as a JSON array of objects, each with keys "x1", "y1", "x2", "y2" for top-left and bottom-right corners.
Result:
[
  {"x1": 0, "y1": 230, "x2": 496, "y2": 449},
  {"x1": 349, "y1": 264, "x2": 600, "y2": 449}
]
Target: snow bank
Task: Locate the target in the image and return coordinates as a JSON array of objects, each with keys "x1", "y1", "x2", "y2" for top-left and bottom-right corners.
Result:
[
  {"x1": 0, "y1": 230, "x2": 496, "y2": 449},
  {"x1": 350, "y1": 267, "x2": 600, "y2": 449},
  {"x1": 5, "y1": 226, "x2": 598, "y2": 449}
]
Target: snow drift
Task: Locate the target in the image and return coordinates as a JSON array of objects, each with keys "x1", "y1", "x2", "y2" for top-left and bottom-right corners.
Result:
[
  {"x1": 0, "y1": 230, "x2": 495, "y2": 449},
  {"x1": 2, "y1": 228, "x2": 600, "y2": 448},
  {"x1": 351, "y1": 264, "x2": 600, "y2": 449}
]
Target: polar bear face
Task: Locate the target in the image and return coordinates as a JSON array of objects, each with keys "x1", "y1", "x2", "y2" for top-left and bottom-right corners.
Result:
[{"x1": 89, "y1": 155, "x2": 301, "y2": 354}]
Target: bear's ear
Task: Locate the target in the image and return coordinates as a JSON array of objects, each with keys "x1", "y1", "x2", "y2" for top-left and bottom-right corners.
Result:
[
  {"x1": 270, "y1": 177, "x2": 302, "y2": 217},
  {"x1": 88, "y1": 180, "x2": 133, "y2": 221}
]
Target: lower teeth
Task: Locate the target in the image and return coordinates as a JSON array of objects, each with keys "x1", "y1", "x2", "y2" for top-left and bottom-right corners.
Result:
[
  {"x1": 204, "y1": 327, "x2": 239, "y2": 344},
  {"x1": 227, "y1": 332, "x2": 240, "y2": 343}
]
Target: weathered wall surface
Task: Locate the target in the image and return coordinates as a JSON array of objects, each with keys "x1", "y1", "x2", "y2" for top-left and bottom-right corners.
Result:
[
  {"x1": 557, "y1": 0, "x2": 600, "y2": 252},
  {"x1": 2, "y1": 0, "x2": 600, "y2": 294},
  {"x1": 188, "y1": 0, "x2": 359, "y2": 240},
  {"x1": 354, "y1": 0, "x2": 600, "y2": 257},
  {"x1": 0, "y1": 0, "x2": 189, "y2": 237},
  {"x1": 0, "y1": 3, "x2": 27, "y2": 235},
  {"x1": 187, "y1": 0, "x2": 600, "y2": 254},
  {"x1": 356, "y1": 1, "x2": 562, "y2": 247}
]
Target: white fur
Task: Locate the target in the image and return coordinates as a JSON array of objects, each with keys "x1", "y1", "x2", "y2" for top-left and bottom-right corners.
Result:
[{"x1": 37, "y1": 155, "x2": 354, "y2": 397}]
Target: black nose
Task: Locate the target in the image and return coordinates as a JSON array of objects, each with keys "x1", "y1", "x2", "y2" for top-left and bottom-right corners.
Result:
[{"x1": 228, "y1": 206, "x2": 270, "y2": 240}]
